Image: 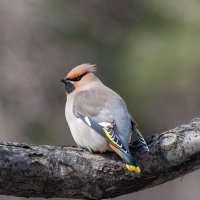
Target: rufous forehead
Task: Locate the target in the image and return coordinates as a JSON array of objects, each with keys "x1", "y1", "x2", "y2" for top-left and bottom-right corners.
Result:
[
  {"x1": 66, "y1": 64, "x2": 96, "y2": 79},
  {"x1": 66, "y1": 71, "x2": 83, "y2": 80}
]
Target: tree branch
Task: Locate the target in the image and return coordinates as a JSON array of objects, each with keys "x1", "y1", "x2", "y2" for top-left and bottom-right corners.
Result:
[{"x1": 0, "y1": 117, "x2": 200, "y2": 199}]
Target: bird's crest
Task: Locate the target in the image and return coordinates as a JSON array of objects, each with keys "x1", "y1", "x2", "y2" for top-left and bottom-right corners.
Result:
[{"x1": 66, "y1": 63, "x2": 96, "y2": 80}]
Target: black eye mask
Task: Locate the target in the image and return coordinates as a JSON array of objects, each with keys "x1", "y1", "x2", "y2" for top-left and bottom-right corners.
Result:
[
  {"x1": 62, "y1": 72, "x2": 88, "y2": 94},
  {"x1": 68, "y1": 72, "x2": 88, "y2": 82}
]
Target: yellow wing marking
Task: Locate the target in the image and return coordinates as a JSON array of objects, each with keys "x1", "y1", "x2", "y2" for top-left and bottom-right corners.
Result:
[{"x1": 103, "y1": 127, "x2": 117, "y2": 145}]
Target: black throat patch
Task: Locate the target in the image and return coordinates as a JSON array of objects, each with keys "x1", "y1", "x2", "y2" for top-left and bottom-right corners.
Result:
[{"x1": 65, "y1": 82, "x2": 75, "y2": 94}]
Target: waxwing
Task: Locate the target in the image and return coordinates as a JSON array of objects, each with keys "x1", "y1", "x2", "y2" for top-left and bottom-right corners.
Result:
[{"x1": 61, "y1": 64, "x2": 149, "y2": 173}]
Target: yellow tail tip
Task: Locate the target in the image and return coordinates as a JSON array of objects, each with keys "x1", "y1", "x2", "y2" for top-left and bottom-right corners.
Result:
[{"x1": 126, "y1": 164, "x2": 141, "y2": 173}]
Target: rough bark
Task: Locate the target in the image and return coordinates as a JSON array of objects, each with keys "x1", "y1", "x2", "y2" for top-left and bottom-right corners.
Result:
[{"x1": 0, "y1": 117, "x2": 200, "y2": 199}]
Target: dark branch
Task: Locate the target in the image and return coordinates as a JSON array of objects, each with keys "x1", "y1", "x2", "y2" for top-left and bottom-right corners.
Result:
[{"x1": 0, "y1": 117, "x2": 200, "y2": 199}]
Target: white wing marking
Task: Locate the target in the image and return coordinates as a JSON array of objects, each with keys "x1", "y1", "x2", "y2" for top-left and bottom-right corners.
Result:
[
  {"x1": 98, "y1": 122, "x2": 112, "y2": 127},
  {"x1": 84, "y1": 116, "x2": 91, "y2": 126}
]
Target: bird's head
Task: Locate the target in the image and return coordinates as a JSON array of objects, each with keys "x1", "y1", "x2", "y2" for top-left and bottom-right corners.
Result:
[{"x1": 61, "y1": 63, "x2": 97, "y2": 94}]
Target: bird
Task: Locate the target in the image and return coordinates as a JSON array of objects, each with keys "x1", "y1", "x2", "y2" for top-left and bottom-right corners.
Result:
[{"x1": 61, "y1": 64, "x2": 149, "y2": 173}]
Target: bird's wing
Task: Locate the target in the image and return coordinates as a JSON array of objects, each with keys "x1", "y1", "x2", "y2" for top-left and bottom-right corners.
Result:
[
  {"x1": 129, "y1": 114, "x2": 149, "y2": 151},
  {"x1": 77, "y1": 112, "x2": 131, "y2": 154},
  {"x1": 76, "y1": 111, "x2": 140, "y2": 171},
  {"x1": 72, "y1": 89, "x2": 131, "y2": 156}
]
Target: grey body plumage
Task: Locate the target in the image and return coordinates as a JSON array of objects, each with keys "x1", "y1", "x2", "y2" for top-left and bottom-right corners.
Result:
[{"x1": 62, "y1": 64, "x2": 149, "y2": 172}]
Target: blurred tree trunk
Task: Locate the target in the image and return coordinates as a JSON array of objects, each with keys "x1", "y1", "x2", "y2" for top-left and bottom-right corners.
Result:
[{"x1": 0, "y1": 117, "x2": 199, "y2": 199}]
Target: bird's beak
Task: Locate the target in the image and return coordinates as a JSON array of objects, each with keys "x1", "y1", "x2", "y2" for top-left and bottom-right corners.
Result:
[{"x1": 60, "y1": 78, "x2": 70, "y2": 84}]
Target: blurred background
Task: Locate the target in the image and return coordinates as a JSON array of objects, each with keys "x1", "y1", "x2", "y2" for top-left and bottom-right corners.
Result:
[{"x1": 0, "y1": 0, "x2": 200, "y2": 200}]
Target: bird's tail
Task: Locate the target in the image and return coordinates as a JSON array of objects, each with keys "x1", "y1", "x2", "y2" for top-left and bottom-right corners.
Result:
[
  {"x1": 132, "y1": 127, "x2": 149, "y2": 152},
  {"x1": 121, "y1": 152, "x2": 141, "y2": 173},
  {"x1": 107, "y1": 142, "x2": 141, "y2": 173}
]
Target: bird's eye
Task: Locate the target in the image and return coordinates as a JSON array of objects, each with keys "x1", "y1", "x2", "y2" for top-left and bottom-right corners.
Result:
[
  {"x1": 70, "y1": 72, "x2": 87, "y2": 82},
  {"x1": 74, "y1": 76, "x2": 82, "y2": 81}
]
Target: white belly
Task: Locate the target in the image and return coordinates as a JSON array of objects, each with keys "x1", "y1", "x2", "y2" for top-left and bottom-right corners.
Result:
[{"x1": 65, "y1": 102, "x2": 109, "y2": 152}]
